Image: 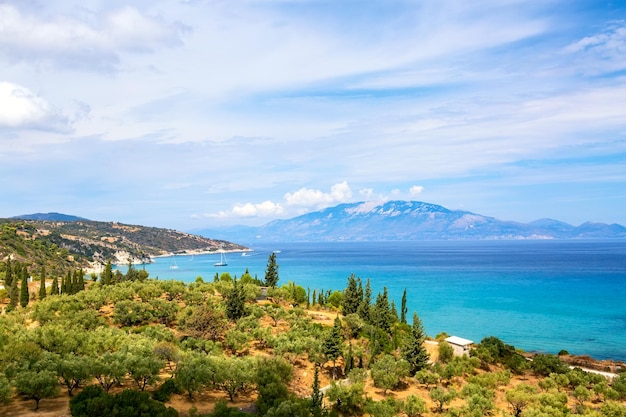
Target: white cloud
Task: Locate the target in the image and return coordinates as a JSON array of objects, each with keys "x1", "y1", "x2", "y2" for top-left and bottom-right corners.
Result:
[
  {"x1": 284, "y1": 181, "x2": 353, "y2": 207},
  {"x1": 0, "y1": 81, "x2": 68, "y2": 131},
  {"x1": 564, "y1": 24, "x2": 626, "y2": 75},
  {"x1": 231, "y1": 201, "x2": 284, "y2": 217},
  {"x1": 359, "y1": 188, "x2": 374, "y2": 199},
  {"x1": 0, "y1": 4, "x2": 185, "y2": 71},
  {"x1": 409, "y1": 185, "x2": 425, "y2": 196}
]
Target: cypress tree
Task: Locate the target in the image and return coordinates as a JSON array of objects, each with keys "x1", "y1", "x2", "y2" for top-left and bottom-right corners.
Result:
[
  {"x1": 77, "y1": 270, "x2": 85, "y2": 292},
  {"x1": 324, "y1": 316, "x2": 343, "y2": 379},
  {"x1": 51, "y1": 275, "x2": 59, "y2": 296},
  {"x1": 4, "y1": 258, "x2": 12, "y2": 298},
  {"x1": 310, "y1": 365, "x2": 324, "y2": 417},
  {"x1": 101, "y1": 260, "x2": 113, "y2": 286},
  {"x1": 19, "y1": 266, "x2": 29, "y2": 307},
  {"x1": 358, "y1": 278, "x2": 372, "y2": 322},
  {"x1": 63, "y1": 271, "x2": 71, "y2": 294},
  {"x1": 9, "y1": 273, "x2": 19, "y2": 310},
  {"x1": 38, "y1": 266, "x2": 46, "y2": 300},
  {"x1": 402, "y1": 312, "x2": 430, "y2": 375},
  {"x1": 344, "y1": 342, "x2": 354, "y2": 375},
  {"x1": 400, "y1": 288, "x2": 408, "y2": 324},
  {"x1": 263, "y1": 252, "x2": 279, "y2": 288}
]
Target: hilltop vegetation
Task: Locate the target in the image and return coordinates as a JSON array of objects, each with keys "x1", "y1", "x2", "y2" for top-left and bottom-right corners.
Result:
[
  {"x1": 0, "y1": 218, "x2": 247, "y2": 274},
  {"x1": 1, "y1": 257, "x2": 625, "y2": 417}
]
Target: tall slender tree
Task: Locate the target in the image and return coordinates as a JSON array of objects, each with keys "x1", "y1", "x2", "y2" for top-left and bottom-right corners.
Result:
[
  {"x1": 324, "y1": 317, "x2": 344, "y2": 379},
  {"x1": 400, "y1": 288, "x2": 408, "y2": 324},
  {"x1": 357, "y1": 279, "x2": 372, "y2": 322},
  {"x1": 373, "y1": 287, "x2": 393, "y2": 335},
  {"x1": 264, "y1": 252, "x2": 279, "y2": 288},
  {"x1": 225, "y1": 278, "x2": 247, "y2": 320},
  {"x1": 51, "y1": 275, "x2": 59, "y2": 296},
  {"x1": 402, "y1": 312, "x2": 430, "y2": 375},
  {"x1": 310, "y1": 365, "x2": 324, "y2": 417},
  {"x1": 342, "y1": 274, "x2": 363, "y2": 315},
  {"x1": 8, "y1": 272, "x2": 19, "y2": 310},
  {"x1": 4, "y1": 258, "x2": 13, "y2": 298},
  {"x1": 101, "y1": 260, "x2": 113, "y2": 286},
  {"x1": 38, "y1": 266, "x2": 46, "y2": 300},
  {"x1": 19, "y1": 265, "x2": 29, "y2": 307}
]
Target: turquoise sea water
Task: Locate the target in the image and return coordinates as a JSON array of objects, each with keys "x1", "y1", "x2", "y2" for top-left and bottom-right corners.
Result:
[{"x1": 133, "y1": 240, "x2": 626, "y2": 361}]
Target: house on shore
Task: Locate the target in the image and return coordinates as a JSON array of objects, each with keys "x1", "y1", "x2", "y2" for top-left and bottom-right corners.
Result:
[{"x1": 445, "y1": 336, "x2": 474, "y2": 357}]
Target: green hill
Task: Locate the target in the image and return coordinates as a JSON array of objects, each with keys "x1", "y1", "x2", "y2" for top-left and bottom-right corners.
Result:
[{"x1": 0, "y1": 218, "x2": 247, "y2": 277}]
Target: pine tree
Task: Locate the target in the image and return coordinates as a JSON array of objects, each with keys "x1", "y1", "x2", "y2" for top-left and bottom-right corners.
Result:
[
  {"x1": 402, "y1": 312, "x2": 430, "y2": 375},
  {"x1": 373, "y1": 287, "x2": 393, "y2": 335},
  {"x1": 264, "y1": 252, "x2": 279, "y2": 288},
  {"x1": 390, "y1": 300, "x2": 399, "y2": 323},
  {"x1": 342, "y1": 274, "x2": 362, "y2": 315},
  {"x1": 38, "y1": 266, "x2": 46, "y2": 300},
  {"x1": 51, "y1": 275, "x2": 59, "y2": 296},
  {"x1": 19, "y1": 266, "x2": 29, "y2": 308},
  {"x1": 358, "y1": 278, "x2": 372, "y2": 322},
  {"x1": 400, "y1": 288, "x2": 408, "y2": 324},
  {"x1": 225, "y1": 278, "x2": 247, "y2": 320}
]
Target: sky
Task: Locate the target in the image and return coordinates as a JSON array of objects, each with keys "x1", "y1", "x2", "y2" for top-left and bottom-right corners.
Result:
[{"x1": 1, "y1": 0, "x2": 625, "y2": 231}]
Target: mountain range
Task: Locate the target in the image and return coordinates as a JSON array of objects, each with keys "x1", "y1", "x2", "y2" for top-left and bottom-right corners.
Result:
[{"x1": 196, "y1": 200, "x2": 626, "y2": 242}]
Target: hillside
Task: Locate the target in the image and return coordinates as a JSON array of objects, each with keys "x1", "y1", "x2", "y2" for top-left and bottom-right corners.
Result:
[
  {"x1": 198, "y1": 201, "x2": 626, "y2": 242},
  {"x1": 0, "y1": 274, "x2": 624, "y2": 417},
  {"x1": 0, "y1": 218, "x2": 247, "y2": 275}
]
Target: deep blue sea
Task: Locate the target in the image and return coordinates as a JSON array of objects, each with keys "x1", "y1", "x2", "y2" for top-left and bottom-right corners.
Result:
[{"x1": 132, "y1": 240, "x2": 626, "y2": 361}]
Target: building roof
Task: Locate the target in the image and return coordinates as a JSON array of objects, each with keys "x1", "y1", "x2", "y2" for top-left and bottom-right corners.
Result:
[{"x1": 445, "y1": 336, "x2": 474, "y2": 346}]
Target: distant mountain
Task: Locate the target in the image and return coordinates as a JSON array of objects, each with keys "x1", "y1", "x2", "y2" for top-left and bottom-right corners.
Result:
[
  {"x1": 196, "y1": 201, "x2": 626, "y2": 242},
  {"x1": 13, "y1": 212, "x2": 88, "y2": 222}
]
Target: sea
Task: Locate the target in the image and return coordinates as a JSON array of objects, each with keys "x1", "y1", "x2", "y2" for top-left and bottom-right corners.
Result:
[{"x1": 130, "y1": 240, "x2": 626, "y2": 361}]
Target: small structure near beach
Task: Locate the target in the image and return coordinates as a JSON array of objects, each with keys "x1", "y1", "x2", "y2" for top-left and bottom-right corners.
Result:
[{"x1": 445, "y1": 336, "x2": 474, "y2": 357}]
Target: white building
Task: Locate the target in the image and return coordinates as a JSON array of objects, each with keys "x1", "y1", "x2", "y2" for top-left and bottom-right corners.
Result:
[{"x1": 444, "y1": 336, "x2": 474, "y2": 357}]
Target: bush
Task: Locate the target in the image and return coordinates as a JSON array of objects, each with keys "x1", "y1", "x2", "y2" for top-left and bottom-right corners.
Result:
[
  {"x1": 530, "y1": 354, "x2": 568, "y2": 377},
  {"x1": 70, "y1": 385, "x2": 179, "y2": 417},
  {"x1": 0, "y1": 373, "x2": 11, "y2": 404},
  {"x1": 152, "y1": 378, "x2": 182, "y2": 402}
]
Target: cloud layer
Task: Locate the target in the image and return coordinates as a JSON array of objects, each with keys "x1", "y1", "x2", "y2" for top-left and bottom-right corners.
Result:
[{"x1": 1, "y1": 1, "x2": 625, "y2": 229}]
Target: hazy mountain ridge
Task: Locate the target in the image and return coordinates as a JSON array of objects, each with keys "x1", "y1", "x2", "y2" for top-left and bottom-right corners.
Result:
[
  {"x1": 12, "y1": 212, "x2": 88, "y2": 222},
  {"x1": 197, "y1": 201, "x2": 626, "y2": 242}
]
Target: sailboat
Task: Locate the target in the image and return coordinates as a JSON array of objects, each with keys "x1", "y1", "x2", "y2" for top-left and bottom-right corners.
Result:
[
  {"x1": 169, "y1": 255, "x2": 179, "y2": 269},
  {"x1": 214, "y1": 250, "x2": 228, "y2": 267}
]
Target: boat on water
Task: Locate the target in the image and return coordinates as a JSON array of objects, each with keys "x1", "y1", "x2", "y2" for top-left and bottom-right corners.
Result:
[
  {"x1": 170, "y1": 256, "x2": 179, "y2": 269},
  {"x1": 214, "y1": 250, "x2": 228, "y2": 267}
]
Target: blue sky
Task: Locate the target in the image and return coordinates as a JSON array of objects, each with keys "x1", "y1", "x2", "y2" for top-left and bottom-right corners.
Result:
[{"x1": 1, "y1": 0, "x2": 625, "y2": 230}]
